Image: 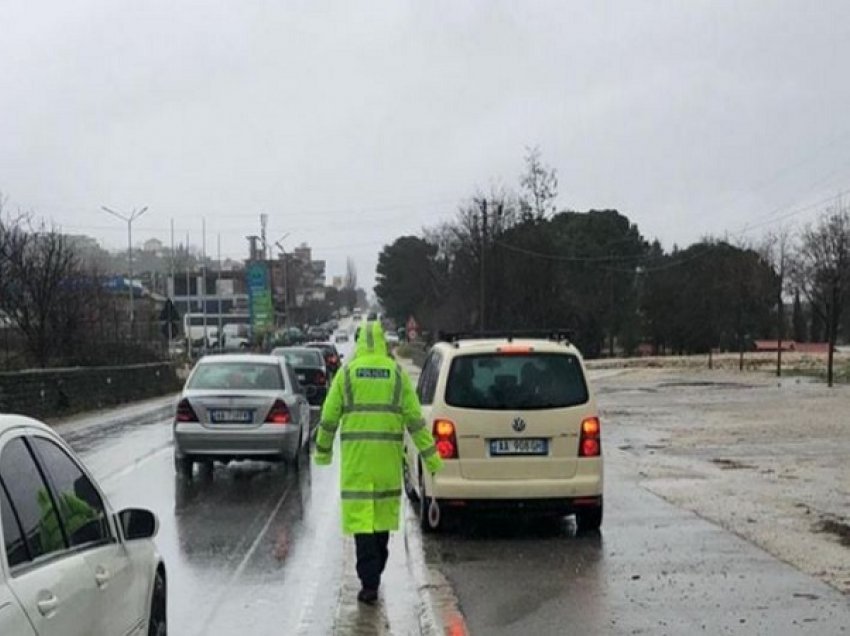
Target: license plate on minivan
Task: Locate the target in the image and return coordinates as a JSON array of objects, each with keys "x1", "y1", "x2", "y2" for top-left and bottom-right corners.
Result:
[
  {"x1": 489, "y1": 438, "x2": 548, "y2": 456},
  {"x1": 210, "y1": 409, "x2": 253, "y2": 423}
]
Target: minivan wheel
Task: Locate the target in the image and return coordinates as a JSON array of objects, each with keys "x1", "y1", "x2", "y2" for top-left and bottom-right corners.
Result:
[
  {"x1": 418, "y1": 468, "x2": 441, "y2": 533},
  {"x1": 174, "y1": 454, "x2": 193, "y2": 478},
  {"x1": 148, "y1": 568, "x2": 166, "y2": 636},
  {"x1": 575, "y1": 503, "x2": 603, "y2": 534}
]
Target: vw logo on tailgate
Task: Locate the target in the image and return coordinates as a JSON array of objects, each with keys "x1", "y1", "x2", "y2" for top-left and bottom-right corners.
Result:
[{"x1": 512, "y1": 417, "x2": 527, "y2": 433}]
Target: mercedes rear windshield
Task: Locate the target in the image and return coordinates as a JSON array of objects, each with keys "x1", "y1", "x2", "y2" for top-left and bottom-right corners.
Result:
[{"x1": 188, "y1": 362, "x2": 284, "y2": 391}]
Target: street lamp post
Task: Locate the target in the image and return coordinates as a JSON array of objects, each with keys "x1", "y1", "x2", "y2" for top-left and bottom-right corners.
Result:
[{"x1": 101, "y1": 205, "x2": 148, "y2": 333}]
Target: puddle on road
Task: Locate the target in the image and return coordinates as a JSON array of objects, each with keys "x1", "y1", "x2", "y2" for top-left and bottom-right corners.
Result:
[
  {"x1": 815, "y1": 517, "x2": 850, "y2": 547},
  {"x1": 658, "y1": 381, "x2": 758, "y2": 389},
  {"x1": 711, "y1": 458, "x2": 757, "y2": 470},
  {"x1": 596, "y1": 386, "x2": 659, "y2": 395}
]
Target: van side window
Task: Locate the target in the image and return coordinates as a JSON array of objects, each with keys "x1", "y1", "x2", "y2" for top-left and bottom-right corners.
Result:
[{"x1": 417, "y1": 351, "x2": 442, "y2": 406}]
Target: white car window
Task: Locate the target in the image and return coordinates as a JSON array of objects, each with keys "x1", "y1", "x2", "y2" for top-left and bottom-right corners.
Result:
[
  {"x1": 1, "y1": 483, "x2": 28, "y2": 568},
  {"x1": 0, "y1": 438, "x2": 67, "y2": 564},
  {"x1": 31, "y1": 438, "x2": 112, "y2": 548}
]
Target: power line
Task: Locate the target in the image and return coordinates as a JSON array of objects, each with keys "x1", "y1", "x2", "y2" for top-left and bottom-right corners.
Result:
[{"x1": 491, "y1": 185, "x2": 850, "y2": 272}]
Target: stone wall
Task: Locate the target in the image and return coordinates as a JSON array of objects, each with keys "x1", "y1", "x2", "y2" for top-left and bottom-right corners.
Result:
[{"x1": 0, "y1": 362, "x2": 181, "y2": 420}]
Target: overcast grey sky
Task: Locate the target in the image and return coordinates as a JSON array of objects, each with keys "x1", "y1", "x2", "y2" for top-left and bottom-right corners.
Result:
[{"x1": 3, "y1": 1, "x2": 850, "y2": 289}]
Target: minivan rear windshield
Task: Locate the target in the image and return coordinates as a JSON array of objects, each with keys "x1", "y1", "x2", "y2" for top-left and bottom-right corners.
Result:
[{"x1": 445, "y1": 353, "x2": 588, "y2": 410}]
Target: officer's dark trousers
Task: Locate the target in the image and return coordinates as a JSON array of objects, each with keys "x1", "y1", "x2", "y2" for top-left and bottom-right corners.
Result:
[{"x1": 354, "y1": 532, "x2": 390, "y2": 590}]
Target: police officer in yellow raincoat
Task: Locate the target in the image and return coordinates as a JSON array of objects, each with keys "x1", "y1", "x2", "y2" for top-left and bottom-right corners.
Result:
[{"x1": 314, "y1": 320, "x2": 443, "y2": 604}]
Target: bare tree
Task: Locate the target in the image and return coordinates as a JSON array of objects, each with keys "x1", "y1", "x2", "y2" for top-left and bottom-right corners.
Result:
[
  {"x1": 0, "y1": 215, "x2": 81, "y2": 366},
  {"x1": 761, "y1": 227, "x2": 795, "y2": 376},
  {"x1": 519, "y1": 146, "x2": 559, "y2": 220},
  {"x1": 792, "y1": 202, "x2": 850, "y2": 386}
]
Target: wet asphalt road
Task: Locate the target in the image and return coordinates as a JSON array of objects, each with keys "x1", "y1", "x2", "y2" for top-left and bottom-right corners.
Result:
[
  {"x1": 54, "y1": 333, "x2": 435, "y2": 636},
  {"x1": 53, "y1": 364, "x2": 850, "y2": 635},
  {"x1": 417, "y1": 370, "x2": 850, "y2": 635}
]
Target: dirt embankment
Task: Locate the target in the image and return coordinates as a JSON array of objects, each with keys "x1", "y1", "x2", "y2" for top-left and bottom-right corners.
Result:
[
  {"x1": 587, "y1": 351, "x2": 850, "y2": 380},
  {"x1": 593, "y1": 367, "x2": 850, "y2": 594}
]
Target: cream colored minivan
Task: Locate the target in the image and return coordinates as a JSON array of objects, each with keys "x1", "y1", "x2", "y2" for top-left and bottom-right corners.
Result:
[{"x1": 403, "y1": 333, "x2": 603, "y2": 533}]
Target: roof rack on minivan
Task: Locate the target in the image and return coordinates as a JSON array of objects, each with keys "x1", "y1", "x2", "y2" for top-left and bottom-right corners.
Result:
[{"x1": 438, "y1": 329, "x2": 574, "y2": 345}]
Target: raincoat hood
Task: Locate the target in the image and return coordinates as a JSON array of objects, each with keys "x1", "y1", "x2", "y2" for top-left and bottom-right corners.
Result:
[{"x1": 355, "y1": 320, "x2": 388, "y2": 358}]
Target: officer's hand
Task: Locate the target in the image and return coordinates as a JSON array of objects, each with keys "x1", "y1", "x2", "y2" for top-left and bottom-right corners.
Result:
[{"x1": 424, "y1": 455, "x2": 443, "y2": 475}]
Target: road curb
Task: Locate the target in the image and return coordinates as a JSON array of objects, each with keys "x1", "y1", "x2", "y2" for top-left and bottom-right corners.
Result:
[
  {"x1": 398, "y1": 356, "x2": 468, "y2": 635},
  {"x1": 49, "y1": 394, "x2": 177, "y2": 434},
  {"x1": 404, "y1": 504, "x2": 469, "y2": 636}
]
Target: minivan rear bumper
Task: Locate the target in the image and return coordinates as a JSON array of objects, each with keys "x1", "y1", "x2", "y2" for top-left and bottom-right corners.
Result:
[
  {"x1": 440, "y1": 495, "x2": 602, "y2": 515},
  {"x1": 429, "y1": 459, "x2": 603, "y2": 501}
]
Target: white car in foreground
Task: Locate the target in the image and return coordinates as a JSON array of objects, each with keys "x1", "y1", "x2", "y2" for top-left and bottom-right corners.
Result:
[{"x1": 0, "y1": 415, "x2": 166, "y2": 636}]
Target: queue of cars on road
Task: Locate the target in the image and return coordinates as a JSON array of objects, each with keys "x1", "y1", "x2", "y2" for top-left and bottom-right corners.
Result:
[
  {"x1": 0, "y1": 323, "x2": 603, "y2": 635},
  {"x1": 170, "y1": 326, "x2": 605, "y2": 537}
]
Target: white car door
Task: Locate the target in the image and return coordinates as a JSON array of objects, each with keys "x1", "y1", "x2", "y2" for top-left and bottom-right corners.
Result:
[
  {"x1": 0, "y1": 583, "x2": 37, "y2": 636},
  {"x1": 0, "y1": 435, "x2": 98, "y2": 636},
  {"x1": 29, "y1": 434, "x2": 146, "y2": 636},
  {"x1": 1, "y1": 487, "x2": 37, "y2": 636}
]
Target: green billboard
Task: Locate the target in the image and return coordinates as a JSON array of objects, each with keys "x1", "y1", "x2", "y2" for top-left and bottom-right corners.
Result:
[{"x1": 247, "y1": 261, "x2": 274, "y2": 333}]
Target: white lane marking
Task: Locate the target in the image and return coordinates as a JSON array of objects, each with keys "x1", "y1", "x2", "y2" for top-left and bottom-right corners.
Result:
[
  {"x1": 195, "y1": 482, "x2": 294, "y2": 636},
  {"x1": 293, "y1": 487, "x2": 340, "y2": 635},
  {"x1": 99, "y1": 444, "x2": 173, "y2": 485}
]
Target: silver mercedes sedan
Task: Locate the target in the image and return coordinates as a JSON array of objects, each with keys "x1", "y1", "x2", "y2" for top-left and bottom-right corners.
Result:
[{"x1": 172, "y1": 354, "x2": 312, "y2": 477}]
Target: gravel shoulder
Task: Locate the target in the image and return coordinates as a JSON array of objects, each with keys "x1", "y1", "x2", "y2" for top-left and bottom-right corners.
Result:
[{"x1": 593, "y1": 367, "x2": 850, "y2": 594}]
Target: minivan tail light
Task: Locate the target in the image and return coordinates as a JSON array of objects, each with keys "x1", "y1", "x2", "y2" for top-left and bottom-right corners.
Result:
[
  {"x1": 314, "y1": 371, "x2": 327, "y2": 386},
  {"x1": 433, "y1": 419, "x2": 458, "y2": 459},
  {"x1": 265, "y1": 400, "x2": 291, "y2": 425},
  {"x1": 176, "y1": 398, "x2": 198, "y2": 423},
  {"x1": 579, "y1": 416, "x2": 601, "y2": 457}
]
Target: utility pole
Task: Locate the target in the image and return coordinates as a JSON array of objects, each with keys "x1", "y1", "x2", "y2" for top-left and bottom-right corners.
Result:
[
  {"x1": 101, "y1": 205, "x2": 148, "y2": 335},
  {"x1": 478, "y1": 199, "x2": 488, "y2": 333},
  {"x1": 217, "y1": 233, "x2": 223, "y2": 353},
  {"x1": 185, "y1": 232, "x2": 191, "y2": 358},
  {"x1": 201, "y1": 218, "x2": 207, "y2": 353},
  {"x1": 260, "y1": 213, "x2": 269, "y2": 260},
  {"x1": 169, "y1": 219, "x2": 175, "y2": 345}
]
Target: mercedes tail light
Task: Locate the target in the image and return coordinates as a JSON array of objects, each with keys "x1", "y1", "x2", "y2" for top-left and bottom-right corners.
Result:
[
  {"x1": 176, "y1": 398, "x2": 198, "y2": 423},
  {"x1": 265, "y1": 399, "x2": 291, "y2": 425},
  {"x1": 433, "y1": 419, "x2": 458, "y2": 459},
  {"x1": 579, "y1": 416, "x2": 601, "y2": 457}
]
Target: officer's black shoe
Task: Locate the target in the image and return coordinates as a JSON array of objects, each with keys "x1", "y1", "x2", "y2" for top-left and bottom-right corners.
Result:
[{"x1": 357, "y1": 588, "x2": 379, "y2": 605}]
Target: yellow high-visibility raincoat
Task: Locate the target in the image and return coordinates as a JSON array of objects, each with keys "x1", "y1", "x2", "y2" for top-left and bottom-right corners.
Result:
[{"x1": 315, "y1": 321, "x2": 442, "y2": 534}]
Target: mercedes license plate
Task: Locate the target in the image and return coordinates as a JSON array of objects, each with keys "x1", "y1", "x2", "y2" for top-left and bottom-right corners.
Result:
[
  {"x1": 210, "y1": 409, "x2": 253, "y2": 423},
  {"x1": 489, "y1": 438, "x2": 548, "y2": 456}
]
